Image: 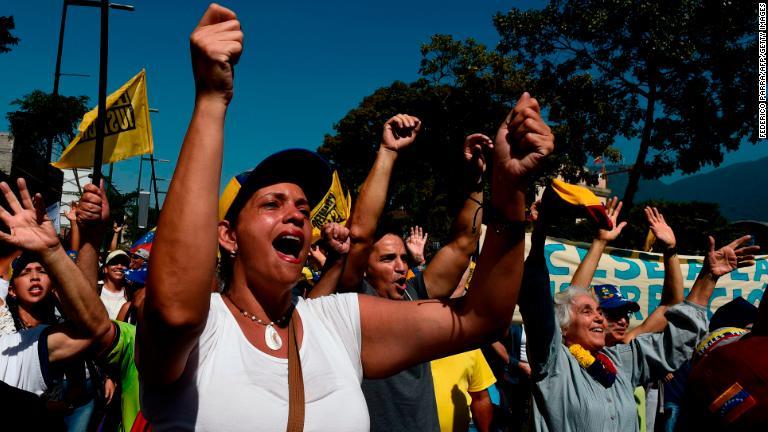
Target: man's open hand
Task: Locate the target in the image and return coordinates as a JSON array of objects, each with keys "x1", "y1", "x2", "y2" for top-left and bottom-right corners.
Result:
[
  {"x1": 597, "y1": 197, "x2": 627, "y2": 242},
  {"x1": 645, "y1": 207, "x2": 675, "y2": 249},
  {"x1": 706, "y1": 235, "x2": 760, "y2": 278}
]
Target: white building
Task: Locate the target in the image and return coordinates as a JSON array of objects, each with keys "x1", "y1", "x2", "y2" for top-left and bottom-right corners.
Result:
[{"x1": 59, "y1": 168, "x2": 92, "y2": 229}]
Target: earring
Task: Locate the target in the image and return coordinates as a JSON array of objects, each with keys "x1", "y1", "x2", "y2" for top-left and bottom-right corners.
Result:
[{"x1": 230, "y1": 249, "x2": 237, "y2": 258}]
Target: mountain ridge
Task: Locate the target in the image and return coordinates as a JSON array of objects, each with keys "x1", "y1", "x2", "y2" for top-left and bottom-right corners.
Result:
[{"x1": 605, "y1": 156, "x2": 768, "y2": 221}]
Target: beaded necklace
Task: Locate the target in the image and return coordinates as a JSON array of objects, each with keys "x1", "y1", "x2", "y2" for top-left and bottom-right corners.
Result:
[{"x1": 225, "y1": 294, "x2": 294, "y2": 351}]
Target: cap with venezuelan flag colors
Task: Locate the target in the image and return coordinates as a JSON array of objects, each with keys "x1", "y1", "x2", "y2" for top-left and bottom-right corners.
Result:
[
  {"x1": 594, "y1": 284, "x2": 640, "y2": 312},
  {"x1": 218, "y1": 149, "x2": 332, "y2": 223}
]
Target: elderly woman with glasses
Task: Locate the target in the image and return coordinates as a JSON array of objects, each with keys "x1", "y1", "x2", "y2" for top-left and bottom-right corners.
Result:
[{"x1": 518, "y1": 206, "x2": 758, "y2": 432}]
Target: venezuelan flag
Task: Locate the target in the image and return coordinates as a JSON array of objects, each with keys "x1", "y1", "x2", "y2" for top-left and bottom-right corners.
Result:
[
  {"x1": 543, "y1": 179, "x2": 613, "y2": 230},
  {"x1": 131, "y1": 227, "x2": 156, "y2": 254}
]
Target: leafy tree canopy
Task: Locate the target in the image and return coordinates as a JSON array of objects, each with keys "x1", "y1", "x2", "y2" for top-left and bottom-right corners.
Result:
[
  {"x1": 6, "y1": 90, "x2": 89, "y2": 163},
  {"x1": 548, "y1": 199, "x2": 742, "y2": 254},
  {"x1": 492, "y1": 0, "x2": 756, "y2": 207},
  {"x1": 0, "y1": 16, "x2": 20, "y2": 54},
  {"x1": 320, "y1": 0, "x2": 755, "y2": 244},
  {"x1": 319, "y1": 79, "x2": 511, "y2": 245}
]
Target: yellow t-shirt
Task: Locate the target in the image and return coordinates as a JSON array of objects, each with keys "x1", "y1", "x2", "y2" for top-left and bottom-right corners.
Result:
[{"x1": 431, "y1": 349, "x2": 496, "y2": 432}]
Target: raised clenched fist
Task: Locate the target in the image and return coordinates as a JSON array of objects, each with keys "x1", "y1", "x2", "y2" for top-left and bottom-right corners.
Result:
[
  {"x1": 77, "y1": 181, "x2": 110, "y2": 228},
  {"x1": 190, "y1": 3, "x2": 243, "y2": 104},
  {"x1": 463, "y1": 133, "x2": 493, "y2": 186},
  {"x1": 492, "y1": 93, "x2": 554, "y2": 194},
  {"x1": 381, "y1": 114, "x2": 422, "y2": 153},
  {"x1": 321, "y1": 222, "x2": 351, "y2": 255}
]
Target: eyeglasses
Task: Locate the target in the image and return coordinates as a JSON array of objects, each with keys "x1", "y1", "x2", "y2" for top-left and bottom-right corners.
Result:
[{"x1": 603, "y1": 308, "x2": 631, "y2": 322}]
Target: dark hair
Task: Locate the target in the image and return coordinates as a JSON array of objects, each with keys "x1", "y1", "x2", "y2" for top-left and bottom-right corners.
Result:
[
  {"x1": 0, "y1": 241, "x2": 16, "y2": 259},
  {"x1": 373, "y1": 216, "x2": 407, "y2": 245},
  {"x1": 11, "y1": 252, "x2": 44, "y2": 279},
  {"x1": 225, "y1": 149, "x2": 332, "y2": 223},
  {"x1": 9, "y1": 254, "x2": 61, "y2": 330},
  {"x1": 217, "y1": 248, "x2": 232, "y2": 294},
  {"x1": 709, "y1": 297, "x2": 758, "y2": 331},
  {"x1": 372, "y1": 230, "x2": 404, "y2": 245}
]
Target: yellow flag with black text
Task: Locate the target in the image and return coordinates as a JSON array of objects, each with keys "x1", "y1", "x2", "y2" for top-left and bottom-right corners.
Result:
[
  {"x1": 53, "y1": 69, "x2": 153, "y2": 169},
  {"x1": 310, "y1": 171, "x2": 352, "y2": 243}
]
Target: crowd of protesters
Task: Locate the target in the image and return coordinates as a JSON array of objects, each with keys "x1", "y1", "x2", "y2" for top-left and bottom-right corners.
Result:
[{"x1": 0, "y1": 3, "x2": 766, "y2": 431}]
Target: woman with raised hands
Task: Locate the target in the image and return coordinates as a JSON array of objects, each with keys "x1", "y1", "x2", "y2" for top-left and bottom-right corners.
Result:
[
  {"x1": 570, "y1": 204, "x2": 687, "y2": 346},
  {"x1": 0, "y1": 178, "x2": 114, "y2": 396},
  {"x1": 4, "y1": 252, "x2": 60, "y2": 333},
  {"x1": 137, "y1": 4, "x2": 554, "y2": 431},
  {"x1": 518, "y1": 201, "x2": 759, "y2": 432}
]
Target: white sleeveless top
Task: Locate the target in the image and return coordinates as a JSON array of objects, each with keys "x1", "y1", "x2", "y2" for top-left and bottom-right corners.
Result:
[
  {"x1": 141, "y1": 293, "x2": 370, "y2": 431},
  {"x1": 0, "y1": 325, "x2": 48, "y2": 394}
]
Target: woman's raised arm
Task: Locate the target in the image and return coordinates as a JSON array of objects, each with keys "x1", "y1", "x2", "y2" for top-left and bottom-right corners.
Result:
[
  {"x1": 138, "y1": 3, "x2": 243, "y2": 386},
  {"x1": 0, "y1": 179, "x2": 114, "y2": 362}
]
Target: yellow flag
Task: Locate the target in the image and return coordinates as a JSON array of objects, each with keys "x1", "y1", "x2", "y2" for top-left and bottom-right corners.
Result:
[
  {"x1": 53, "y1": 69, "x2": 153, "y2": 169},
  {"x1": 310, "y1": 171, "x2": 352, "y2": 243}
]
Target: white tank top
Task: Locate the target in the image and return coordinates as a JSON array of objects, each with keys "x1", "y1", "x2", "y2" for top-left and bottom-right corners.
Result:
[{"x1": 142, "y1": 293, "x2": 370, "y2": 431}]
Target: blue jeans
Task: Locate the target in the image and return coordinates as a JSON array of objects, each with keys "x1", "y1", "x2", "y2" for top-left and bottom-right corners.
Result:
[
  {"x1": 63, "y1": 377, "x2": 95, "y2": 432},
  {"x1": 663, "y1": 402, "x2": 681, "y2": 432}
]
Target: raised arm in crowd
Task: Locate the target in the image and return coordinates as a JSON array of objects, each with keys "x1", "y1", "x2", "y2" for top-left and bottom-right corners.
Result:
[
  {"x1": 519, "y1": 196, "x2": 758, "y2": 431},
  {"x1": 136, "y1": 5, "x2": 554, "y2": 429},
  {"x1": 0, "y1": 179, "x2": 114, "y2": 392}
]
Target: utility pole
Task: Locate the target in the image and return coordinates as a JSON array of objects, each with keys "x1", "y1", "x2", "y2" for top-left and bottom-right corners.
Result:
[
  {"x1": 137, "y1": 154, "x2": 168, "y2": 212},
  {"x1": 52, "y1": 0, "x2": 134, "y2": 189},
  {"x1": 91, "y1": 0, "x2": 111, "y2": 186}
]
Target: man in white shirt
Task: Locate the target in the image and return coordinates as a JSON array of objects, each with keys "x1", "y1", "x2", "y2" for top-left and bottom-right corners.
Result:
[{"x1": 100, "y1": 249, "x2": 129, "y2": 319}]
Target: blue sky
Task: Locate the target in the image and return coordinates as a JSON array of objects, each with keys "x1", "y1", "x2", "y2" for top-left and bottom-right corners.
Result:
[{"x1": 1, "y1": 0, "x2": 765, "y2": 200}]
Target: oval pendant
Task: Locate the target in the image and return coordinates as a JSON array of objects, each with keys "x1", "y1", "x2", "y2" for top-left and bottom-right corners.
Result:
[{"x1": 265, "y1": 324, "x2": 283, "y2": 351}]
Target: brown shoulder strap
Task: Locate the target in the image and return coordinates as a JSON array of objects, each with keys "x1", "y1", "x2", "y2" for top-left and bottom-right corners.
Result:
[{"x1": 286, "y1": 310, "x2": 304, "y2": 432}]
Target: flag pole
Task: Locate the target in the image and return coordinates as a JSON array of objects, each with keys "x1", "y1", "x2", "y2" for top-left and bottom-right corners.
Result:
[
  {"x1": 149, "y1": 152, "x2": 160, "y2": 212},
  {"x1": 91, "y1": 0, "x2": 109, "y2": 186}
]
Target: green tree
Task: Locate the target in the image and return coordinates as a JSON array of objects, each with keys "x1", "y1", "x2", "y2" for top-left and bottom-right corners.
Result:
[
  {"x1": 419, "y1": 33, "x2": 613, "y2": 185},
  {"x1": 5, "y1": 91, "x2": 88, "y2": 207},
  {"x1": 0, "y1": 16, "x2": 20, "y2": 54},
  {"x1": 492, "y1": 0, "x2": 757, "y2": 208},
  {"x1": 547, "y1": 200, "x2": 740, "y2": 254},
  {"x1": 618, "y1": 200, "x2": 741, "y2": 254},
  {"x1": 321, "y1": 1, "x2": 757, "y2": 244},
  {"x1": 318, "y1": 79, "x2": 512, "y2": 245},
  {"x1": 7, "y1": 90, "x2": 89, "y2": 163},
  {"x1": 106, "y1": 183, "x2": 138, "y2": 226}
]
